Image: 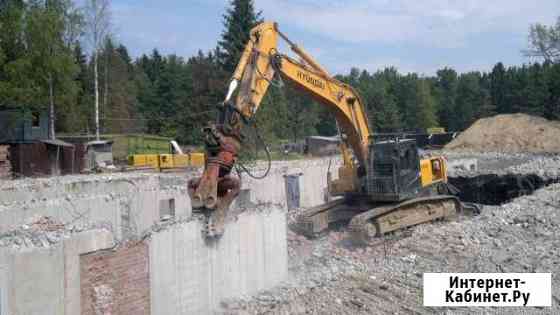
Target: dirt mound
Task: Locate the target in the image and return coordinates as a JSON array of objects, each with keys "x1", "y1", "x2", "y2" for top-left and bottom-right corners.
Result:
[{"x1": 445, "y1": 113, "x2": 560, "y2": 153}]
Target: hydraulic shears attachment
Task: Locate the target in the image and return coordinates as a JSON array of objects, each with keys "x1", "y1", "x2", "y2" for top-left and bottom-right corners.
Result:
[{"x1": 187, "y1": 103, "x2": 244, "y2": 238}]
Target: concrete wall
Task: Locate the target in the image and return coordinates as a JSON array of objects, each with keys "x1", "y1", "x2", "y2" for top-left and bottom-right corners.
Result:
[
  {"x1": 0, "y1": 229, "x2": 114, "y2": 315},
  {"x1": 241, "y1": 158, "x2": 341, "y2": 209},
  {"x1": 0, "y1": 174, "x2": 190, "y2": 240},
  {"x1": 0, "y1": 157, "x2": 339, "y2": 314},
  {"x1": 0, "y1": 158, "x2": 337, "y2": 238},
  {"x1": 149, "y1": 208, "x2": 287, "y2": 314},
  {"x1": 8, "y1": 246, "x2": 65, "y2": 315},
  {"x1": 0, "y1": 208, "x2": 287, "y2": 315}
]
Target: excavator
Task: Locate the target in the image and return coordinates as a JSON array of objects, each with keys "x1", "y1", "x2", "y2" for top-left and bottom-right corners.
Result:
[{"x1": 188, "y1": 22, "x2": 475, "y2": 243}]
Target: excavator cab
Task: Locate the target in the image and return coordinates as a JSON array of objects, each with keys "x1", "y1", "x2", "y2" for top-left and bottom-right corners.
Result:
[{"x1": 366, "y1": 139, "x2": 422, "y2": 202}]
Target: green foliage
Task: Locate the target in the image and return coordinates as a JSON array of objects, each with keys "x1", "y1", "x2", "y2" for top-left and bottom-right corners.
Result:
[
  {"x1": 545, "y1": 63, "x2": 560, "y2": 119},
  {"x1": 29, "y1": 0, "x2": 80, "y2": 112},
  {"x1": 415, "y1": 79, "x2": 438, "y2": 129},
  {"x1": 218, "y1": 0, "x2": 262, "y2": 72},
  {"x1": 0, "y1": 0, "x2": 79, "y2": 139},
  {"x1": 2, "y1": 2, "x2": 560, "y2": 148},
  {"x1": 57, "y1": 43, "x2": 91, "y2": 132},
  {"x1": 526, "y1": 16, "x2": 560, "y2": 63},
  {"x1": 435, "y1": 68, "x2": 458, "y2": 129},
  {"x1": 490, "y1": 62, "x2": 508, "y2": 113},
  {"x1": 0, "y1": 0, "x2": 36, "y2": 106},
  {"x1": 524, "y1": 63, "x2": 549, "y2": 116},
  {"x1": 454, "y1": 73, "x2": 476, "y2": 128},
  {"x1": 98, "y1": 40, "x2": 139, "y2": 134}
]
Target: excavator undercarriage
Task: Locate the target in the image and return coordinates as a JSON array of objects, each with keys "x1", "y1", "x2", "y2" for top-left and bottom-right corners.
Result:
[{"x1": 295, "y1": 194, "x2": 464, "y2": 243}]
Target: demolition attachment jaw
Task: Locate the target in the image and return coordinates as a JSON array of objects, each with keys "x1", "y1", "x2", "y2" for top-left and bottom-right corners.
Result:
[{"x1": 188, "y1": 103, "x2": 244, "y2": 239}]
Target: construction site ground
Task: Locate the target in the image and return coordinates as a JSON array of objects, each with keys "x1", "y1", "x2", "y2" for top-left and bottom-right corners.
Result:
[{"x1": 219, "y1": 150, "x2": 560, "y2": 315}]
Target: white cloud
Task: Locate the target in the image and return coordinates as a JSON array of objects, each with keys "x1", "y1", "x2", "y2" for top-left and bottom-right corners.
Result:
[
  {"x1": 109, "y1": 1, "x2": 222, "y2": 57},
  {"x1": 255, "y1": 0, "x2": 560, "y2": 48},
  {"x1": 98, "y1": 0, "x2": 558, "y2": 73}
]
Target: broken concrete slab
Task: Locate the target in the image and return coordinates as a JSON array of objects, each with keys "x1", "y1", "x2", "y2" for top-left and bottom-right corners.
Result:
[
  {"x1": 0, "y1": 173, "x2": 191, "y2": 239},
  {"x1": 447, "y1": 158, "x2": 478, "y2": 175}
]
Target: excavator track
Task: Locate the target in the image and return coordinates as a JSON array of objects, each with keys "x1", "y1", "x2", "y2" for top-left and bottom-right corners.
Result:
[
  {"x1": 294, "y1": 198, "x2": 366, "y2": 237},
  {"x1": 348, "y1": 195, "x2": 462, "y2": 245}
]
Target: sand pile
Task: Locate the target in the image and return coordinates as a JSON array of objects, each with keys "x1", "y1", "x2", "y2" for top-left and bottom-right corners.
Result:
[{"x1": 445, "y1": 113, "x2": 560, "y2": 153}]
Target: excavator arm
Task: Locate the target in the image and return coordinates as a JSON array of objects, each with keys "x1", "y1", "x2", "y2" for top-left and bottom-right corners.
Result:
[
  {"x1": 230, "y1": 22, "x2": 370, "y2": 165},
  {"x1": 188, "y1": 22, "x2": 371, "y2": 238}
]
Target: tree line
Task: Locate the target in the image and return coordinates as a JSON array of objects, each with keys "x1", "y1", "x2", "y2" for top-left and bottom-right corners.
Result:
[
  {"x1": 1, "y1": 0, "x2": 559, "y2": 146},
  {"x1": 335, "y1": 61, "x2": 560, "y2": 134}
]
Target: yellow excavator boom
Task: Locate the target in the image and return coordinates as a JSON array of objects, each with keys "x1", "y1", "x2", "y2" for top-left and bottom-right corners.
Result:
[{"x1": 228, "y1": 22, "x2": 370, "y2": 168}]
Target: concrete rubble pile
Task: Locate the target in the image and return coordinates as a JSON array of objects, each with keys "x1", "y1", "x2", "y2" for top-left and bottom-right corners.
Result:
[
  {"x1": 444, "y1": 151, "x2": 560, "y2": 179},
  {"x1": 0, "y1": 215, "x2": 110, "y2": 249},
  {"x1": 219, "y1": 151, "x2": 560, "y2": 315}
]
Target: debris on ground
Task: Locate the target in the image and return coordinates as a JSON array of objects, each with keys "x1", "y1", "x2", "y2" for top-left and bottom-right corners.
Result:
[
  {"x1": 0, "y1": 215, "x2": 111, "y2": 249},
  {"x1": 220, "y1": 183, "x2": 560, "y2": 314},
  {"x1": 219, "y1": 151, "x2": 560, "y2": 314}
]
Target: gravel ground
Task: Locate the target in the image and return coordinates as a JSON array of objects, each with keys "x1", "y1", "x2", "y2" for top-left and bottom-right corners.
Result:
[
  {"x1": 440, "y1": 150, "x2": 560, "y2": 179},
  {"x1": 219, "y1": 153, "x2": 560, "y2": 315}
]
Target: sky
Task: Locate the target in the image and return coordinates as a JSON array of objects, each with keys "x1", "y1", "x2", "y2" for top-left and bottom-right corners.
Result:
[{"x1": 107, "y1": 0, "x2": 560, "y2": 75}]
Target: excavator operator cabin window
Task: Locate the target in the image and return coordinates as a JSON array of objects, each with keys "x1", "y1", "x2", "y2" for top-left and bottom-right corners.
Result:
[{"x1": 431, "y1": 159, "x2": 443, "y2": 180}]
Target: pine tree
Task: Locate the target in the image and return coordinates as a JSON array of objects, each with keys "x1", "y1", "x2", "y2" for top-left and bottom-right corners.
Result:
[
  {"x1": 545, "y1": 63, "x2": 560, "y2": 119},
  {"x1": 134, "y1": 58, "x2": 158, "y2": 134},
  {"x1": 435, "y1": 68, "x2": 458, "y2": 130},
  {"x1": 475, "y1": 89, "x2": 496, "y2": 119},
  {"x1": 58, "y1": 43, "x2": 91, "y2": 132},
  {"x1": 315, "y1": 105, "x2": 338, "y2": 136},
  {"x1": 285, "y1": 86, "x2": 319, "y2": 142},
  {"x1": 509, "y1": 65, "x2": 529, "y2": 113},
  {"x1": 490, "y1": 62, "x2": 508, "y2": 113},
  {"x1": 255, "y1": 85, "x2": 288, "y2": 143},
  {"x1": 102, "y1": 40, "x2": 139, "y2": 134},
  {"x1": 176, "y1": 51, "x2": 226, "y2": 144},
  {"x1": 218, "y1": 0, "x2": 262, "y2": 73},
  {"x1": 134, "y1": 49, "x2": 168, "y2": 134},
  {"x1": 455, "y1": 73, "x2": 480, "y2": 129},
  {"x1": 415, "y1": 79, "x2": 438, "y2": 129},
  {"x1": 524, "y1": 63, "x2": 549, "y2": 116},
  {"x1": 363, "y1": 69, "x2": 402, "y2": 130},
  {"x1": 396, "y1": 74, "x2": 419, "y2": 129}
]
